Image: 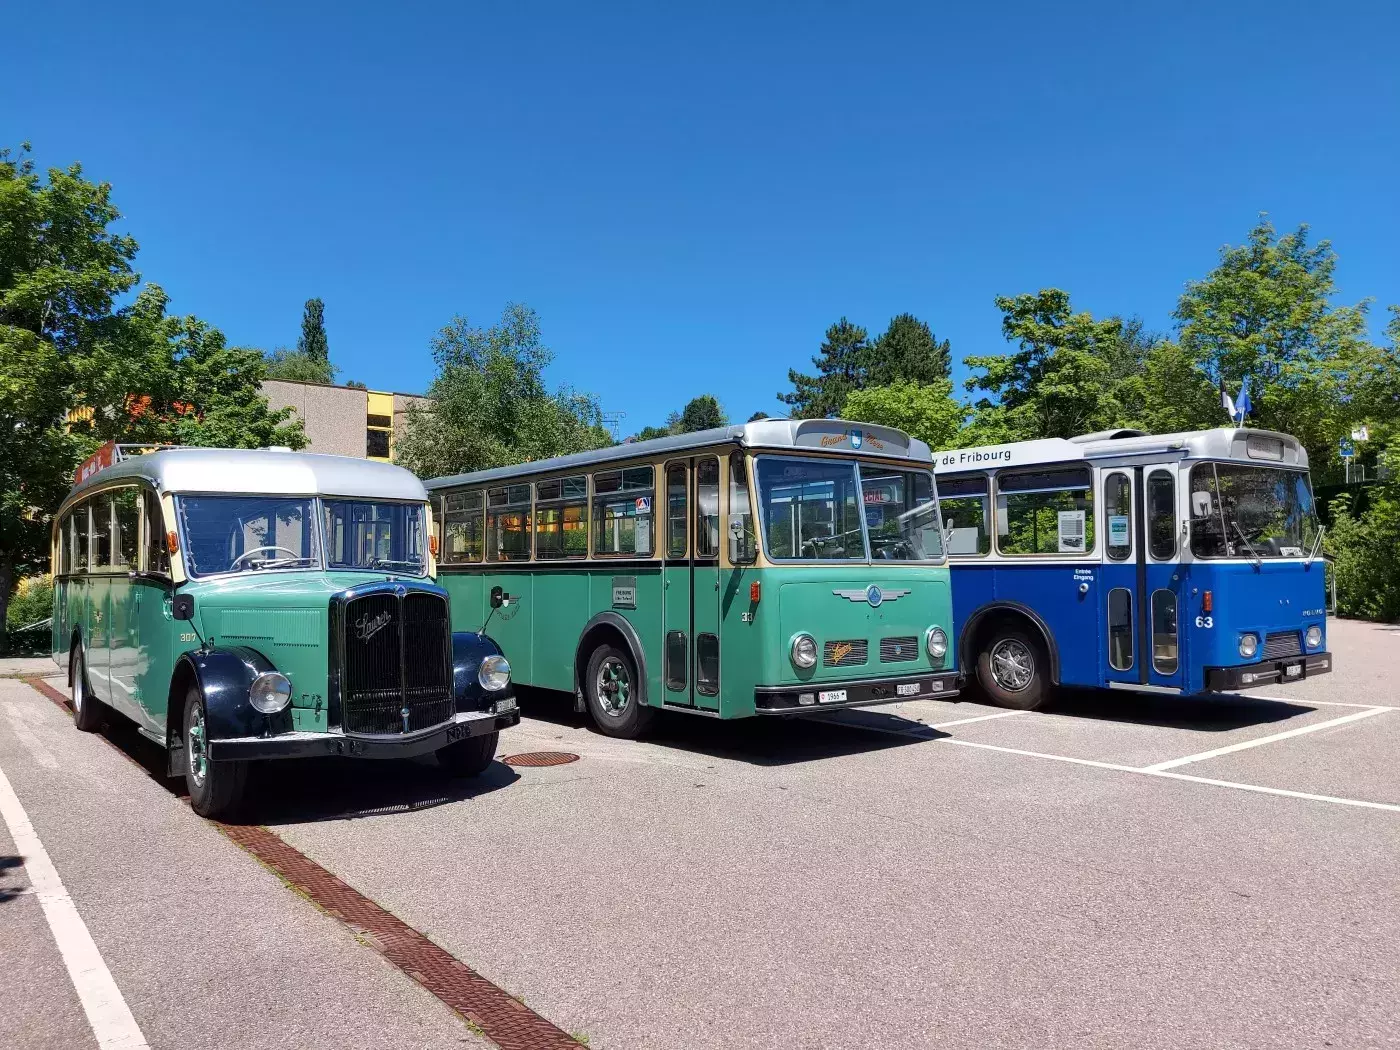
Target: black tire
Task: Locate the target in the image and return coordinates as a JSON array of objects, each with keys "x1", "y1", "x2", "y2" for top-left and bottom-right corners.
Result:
[
  {"x1": 975, "y1": 626, "x2": 1050, "y2": 711},
  {"x1": 182, "y1": 686, "x2": 249, "y2": 819},
  {"x1": 583, "y1": 643, "x2": 654, "y2": 739},
  {"x1": 70, "y1": 646, "x2": 104, "y2": 732},
  {"x1": 437, "y1": 731, "x2": 499, "y2": 778}
]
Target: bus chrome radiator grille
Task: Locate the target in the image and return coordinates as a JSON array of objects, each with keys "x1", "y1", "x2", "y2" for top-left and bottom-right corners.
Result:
[
  {"x1": 879, "y1": 636, "x2": 920, "y2": 663},
  {"x1": 341, "y1": 590, "x2": 454, "y2": 734},
  {"x1": 1263, "y1": 631, "x2": 1302, "y2": 660},
  {"x1": 824, "y1": 639, "x2": 868, "y2": 667}
]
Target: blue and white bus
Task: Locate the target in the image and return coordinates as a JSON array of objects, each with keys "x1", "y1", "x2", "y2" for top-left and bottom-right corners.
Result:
[{"x1": 933, "y1": 427, "x2": 1332, "y2": 709}]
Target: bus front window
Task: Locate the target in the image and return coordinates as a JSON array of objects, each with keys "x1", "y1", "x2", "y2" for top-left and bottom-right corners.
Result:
[
  {"x1": 861, "y1": 466, "x2": 944, "y2": 561},
  {"x1": 757, "y1": 458, "x2": 864, "y2": 561},
  {"x1": 178, "y1": 496, "x2": 319, "y2": 576},
  {"x1": 1189, "y1": 463, "x2": 1320, "y2": 558},
  {"x1": 323, "y1": 500, "x2": 427, "y2": 574}
]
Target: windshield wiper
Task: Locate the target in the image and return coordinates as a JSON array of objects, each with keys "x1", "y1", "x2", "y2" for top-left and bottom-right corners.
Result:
[
  {"x1": 1304, "y1": 525, "x2": 1326, "y2": 568},
  {"x1": 1230, "y1": 521, "x2": 1263, "y2": 569}
]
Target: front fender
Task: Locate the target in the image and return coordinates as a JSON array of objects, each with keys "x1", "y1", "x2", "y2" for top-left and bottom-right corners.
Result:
[
  {"x1": 177, "y1": 646, "x2": 294, "y2": 740},
  {"x1": 452, "y1": 631, "x2": 511, "y2": 712}
]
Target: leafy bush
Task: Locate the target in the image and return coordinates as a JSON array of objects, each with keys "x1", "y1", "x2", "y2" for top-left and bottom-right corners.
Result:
[
  {"x1": 6, "y1": 573, "x2": 53, "y2": 630},
  {"x1": 1326, "y1": 485, "x2": 1400, "y2": 622}
]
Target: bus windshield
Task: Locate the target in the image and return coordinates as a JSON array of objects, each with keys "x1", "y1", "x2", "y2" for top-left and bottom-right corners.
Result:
[
  {"x1": 323, "y1": 500, "x2": 427, "y2": 574},
  {"x1": 755, "y1": 457, "x2": 942, "y2": 562},
  {"x1": 178, "y1": 496, "x2": 320, "y2": 576},
  {"x1": 1189, "y1": 463, "x2": 1320, "y2": 558}
]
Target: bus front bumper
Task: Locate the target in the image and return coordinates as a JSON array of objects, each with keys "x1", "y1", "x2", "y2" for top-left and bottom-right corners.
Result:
[
  {"x1": 1204, "y1": 651, "x2": 1333, "y2": 691},
  {"x1": 207, "y1": 705, "x2": 520, "y2": 762},
  {"x1": 754, "y1": 671, "x2": 960, "y2": 714}
]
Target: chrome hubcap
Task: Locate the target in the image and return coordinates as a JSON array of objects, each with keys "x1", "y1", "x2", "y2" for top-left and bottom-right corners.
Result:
[
  {"x1": 71, "y1": 660, "x2": 83, "y2": 712},
  {"x1": 596, "y1": 658, "x2": 630, "y2": 716},
  {"x1": 990, "y1": 639, "x2": 1034, "y2": 692},
  {"x1": 187, "y1": 706, "x2": 208, "y2": 786}
]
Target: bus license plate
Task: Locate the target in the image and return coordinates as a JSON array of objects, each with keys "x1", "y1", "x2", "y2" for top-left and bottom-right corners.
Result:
[
  {"x1": 818, "y1": 690, "x2": 847, "y2": 704},
  {"x1": 897, "y1": 682, "x2": 921, "y2": 697},
  {"x1": 1284, "y1": 662, "x2": 1303, "y2": 678}
]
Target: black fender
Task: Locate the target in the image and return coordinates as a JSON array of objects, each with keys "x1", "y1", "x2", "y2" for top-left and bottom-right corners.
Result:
[
  {"x1": 958, "y1": 601, "x2": 1062, "y2": 685},
  {"x1": 169, "y1": 646, "x2": 294, "y2": 747},
  {"x1": 573, "y1": 612, "x2": 649, "y2": 712},
  {"x1": 451, "y1": 631, "x2": 511, "y2": 712}
]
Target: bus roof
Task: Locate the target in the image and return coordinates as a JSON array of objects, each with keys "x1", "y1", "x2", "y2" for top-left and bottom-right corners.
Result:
[
  {"x1": 932, "y1": 427, "x2": 1309, "y2": 474},
  {"x1": 426, "y1": 418, "x2": 929, "y2": 491},
  {"x1": 63, "y1": 447, "x2": 429, "y2": 505}
]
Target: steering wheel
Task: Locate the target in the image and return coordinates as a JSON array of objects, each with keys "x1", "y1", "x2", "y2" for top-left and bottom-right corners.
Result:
[{"x1": 230, "y1": 545, "x2": 303, "y2": 569}]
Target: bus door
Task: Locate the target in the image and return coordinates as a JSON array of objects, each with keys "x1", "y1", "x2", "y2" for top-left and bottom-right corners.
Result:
[
  {"x1": 1102, "y1": 465, "x2": 1185, "y2": 690},
  {"x1": 661, "y1": 458, "x2": 721, "y2": 712}
]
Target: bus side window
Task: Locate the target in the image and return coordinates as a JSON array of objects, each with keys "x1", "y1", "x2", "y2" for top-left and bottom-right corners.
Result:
[
  {"x1": 996, "y1": 467, "x2": 1095, "y2": 556},
  {"x1": 114, "y1": 487, "x2": 140, "y2": 569},
  {"x1": 727, "y1": 451, "x2": 756, "y2": 564},
  {"x1": 58, "y1": 510, "x2": 71, "y2": 575},
  {"x1": 93, "y1": 493, "x2": 115, "y2": 569},
  {"x1": 72, "y1": 501, "x2": 91, "y2": 573},
  {"x1": 1108, "y1": 588, "x2": 1133, "y2": 670},
  {"x1": 593, "y1": 467, "x2": 654, "y2": 557},
  {"x1": 1104, "y1": 472, "x2": 1131, "y2": 561},
  {"x1": 486, "y1": 485, "x2": 532, "y2": 561},
  {"x1": 443, "y1": 490, "x2": 484, "y2": 563},
  {"x1": 1147, "y1": 470, "x2": 1176, "y2": 560},
  {"x1": 535, "y1": 475, "x2": 588, "y2": 560},
  {"x1": 144, "y1": 489, "x2": 170, "y2": 574},
  {"x1": 695, "y1": 459, "x2": 720, "y2": 558},
  {"x1": 666, "y1": 463, "x2": 687, "y2": 558},
  {"x1": 938, "y1": 474, "x2": 990, "y2": 556}
]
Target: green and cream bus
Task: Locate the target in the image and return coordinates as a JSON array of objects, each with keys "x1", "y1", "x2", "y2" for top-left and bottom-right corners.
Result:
[{"x1": 425, "y1": 419, "x2": 959, "y2": 737}]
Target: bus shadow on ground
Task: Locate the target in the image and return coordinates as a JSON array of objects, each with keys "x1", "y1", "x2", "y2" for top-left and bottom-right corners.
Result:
[
  {"x1": 515, "y1": 686, "x2": 944, "y2": 766},
  {"x1": 91, "y1": 712, "x2": 519, "y2": 825},
  {"x1": 1044, "y1": 687, "x2": 1319, "y2": 732}
]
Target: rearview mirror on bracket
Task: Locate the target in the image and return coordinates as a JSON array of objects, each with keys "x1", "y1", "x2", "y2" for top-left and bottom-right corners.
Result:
[
  {"x1": 172, "y1": 593, "x2": 195, "y2": 621},
  {"x1": 1191, "y1": 491, "x2": 1214, "y2": 518}
]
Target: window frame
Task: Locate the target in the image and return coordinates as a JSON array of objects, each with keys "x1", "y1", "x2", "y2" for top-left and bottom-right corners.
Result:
[
  {"x1": 1146, "y1": 468, "x2": 1177, "y2": 561},
  {"x1": 534, "y1": 474, "x2": 589, "y2": 562},
  {"x1": 665, "y1": 461, "x2": 689, "y2": 559},
  {"x1": 592, "y1": 465, "x2": 656, "y2": 560},
  {"x1": 992, "y1": 465, "x2": 1096, "y2": 558},
  {"x1": 752, "y1": 454, "x2": 871, "y2": 565},
  {"x1": 1103, "y1": 471, "x2": 1133, "y2": 562},
  {"x1": 441, "y1": 489, "x2": 485, "y2": 565},
  {"x1": 485, "y1": 484, "x2": 533, "y2": 563},
  {"x1": 936, "y1": 473, "x2": 992, "y2": 559}
]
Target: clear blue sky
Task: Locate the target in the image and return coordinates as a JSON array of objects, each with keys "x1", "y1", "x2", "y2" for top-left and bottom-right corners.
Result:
[{"x1": 7, "y1": 1, "x2": 1397, "y2": 434}]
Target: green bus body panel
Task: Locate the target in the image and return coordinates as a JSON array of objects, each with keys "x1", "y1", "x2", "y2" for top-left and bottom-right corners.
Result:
[{"x1": 438, "y1": 563, "x2": 955, "y2": 719}]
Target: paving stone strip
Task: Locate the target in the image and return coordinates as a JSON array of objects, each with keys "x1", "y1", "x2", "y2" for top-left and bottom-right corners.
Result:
[{"x1": 22, "y1": 676, "x2": 582, "y2": 1050}]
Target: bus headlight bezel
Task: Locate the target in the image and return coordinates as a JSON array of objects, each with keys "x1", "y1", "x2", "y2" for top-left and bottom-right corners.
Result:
[
  {"x1": 790, "y1": 633, "x2": 818, "y2": 669},
  {"x1": 926, "y1": 626, "x2": 949, "y2": 662},
  {"x1": 1238, "y1": 633, "x2": 1259, "y2": 659},
  {"x1": 1305, "y1": 625, "x2": 1322, "y2": 650},
  {"x1": 249, "y1": 671, "x2": 293, "y2": 714},
  {"x1": 478, "y1": 654, "x2": 511, "y2": 691}
]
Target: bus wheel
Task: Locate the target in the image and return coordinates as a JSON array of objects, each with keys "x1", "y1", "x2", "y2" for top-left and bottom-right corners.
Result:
[
  {"x1": 437, "y1": 731, "x2": 499, "y2": 777},
  {"x1": 976, "y1": 627, "x2": 1049, "y2": 710},
  {"x1": 70, "y1": 646, "x2": 104, "y2": 732},
  {"x1": 584, "y1": 644, "x2": 655, "y2": 739},
  {"x1": 182, "y1": 686, "x2": 248, "y2": 819}
]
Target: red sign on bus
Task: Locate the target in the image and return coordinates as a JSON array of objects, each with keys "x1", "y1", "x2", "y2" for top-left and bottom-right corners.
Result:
[{"x1": 75, "y1": 441, "x2": 117, "y2": 485}]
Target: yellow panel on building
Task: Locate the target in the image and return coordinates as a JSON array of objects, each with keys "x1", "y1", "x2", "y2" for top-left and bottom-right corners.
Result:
[{"x1": 366, "y1": 391, "x2": 394, "y2": 461}]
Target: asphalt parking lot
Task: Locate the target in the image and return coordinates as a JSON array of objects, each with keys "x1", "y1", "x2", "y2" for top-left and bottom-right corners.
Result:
[{"x1": 2, "y1": 617, "x2": 1397, "y2": 1050}]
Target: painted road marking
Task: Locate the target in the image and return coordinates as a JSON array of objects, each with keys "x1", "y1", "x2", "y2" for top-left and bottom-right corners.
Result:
[
  {"x1": 1225, "y1": 692, "x2": 1398, "y2": 711},
  {"x1": 1145, "y1": 770, "x2": 1400, "y2": 814},
  {"x1": 1140, "y1": 707, "x2": 1391, "y2": 772},
  {"x1": 0, "y1": 762, "x2": 150, "y2": 1049},
  {"x1": 925, "y1": 710, "x2": 1022, "y2": 730}
]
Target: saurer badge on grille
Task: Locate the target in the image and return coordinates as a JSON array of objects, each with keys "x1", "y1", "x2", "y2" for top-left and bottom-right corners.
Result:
[{"x1": 355, "y1": 610, "x2": 392, "y2": 642}]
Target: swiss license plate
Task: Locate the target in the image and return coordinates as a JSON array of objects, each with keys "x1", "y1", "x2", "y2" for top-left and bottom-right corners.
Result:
[
  {"x1": 818, "y1": 689, "x2": 848, "y2": 704},
  {"x1": 494, "y1": 696, "x2": 519, "y2": 714},
  {"x1": 897, "y1": 682, "x2": 921, "y2": 697},
  {"x1": 1284, "y1": 663, "x2": 1303, "y2": 678}
]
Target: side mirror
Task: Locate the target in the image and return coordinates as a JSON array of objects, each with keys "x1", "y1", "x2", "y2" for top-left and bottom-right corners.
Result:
[
  {"x1": 728, "y1": 521, "x2": 755, "y2": 564},
  {"x1": 1191, "y1": 491, "x2": 1214, "y2": 518},
  {"x1": 489, "y1": 585, "x2": 509, "y2": 609},
  {"x1": 172, "y1": 593, "x2": 195, "y2": 621}
]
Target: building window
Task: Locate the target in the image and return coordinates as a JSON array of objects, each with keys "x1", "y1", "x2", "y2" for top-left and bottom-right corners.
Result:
[
  {"x1": 366, "y1": 391, "x2": 394, "y2": 460},
  {"x1": 366, "y1": 428, "x2": 390, "y2": 458}
]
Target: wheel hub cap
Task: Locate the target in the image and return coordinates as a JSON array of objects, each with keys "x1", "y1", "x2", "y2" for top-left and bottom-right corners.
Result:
[
  {"x1": 597, "y1": 659, "x2": 630, "y2": 715},
  {"x1": 990, "y1": 639, "x2": 1034, "y2": 692},
  {"x1": 188, "y1": 709, "x2": 208, "y2": 785}
]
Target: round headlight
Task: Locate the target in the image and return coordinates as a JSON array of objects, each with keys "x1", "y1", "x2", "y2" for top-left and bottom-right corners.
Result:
[
  {"x1": 791, "y1": 633, "x2": 817, "y2": 669},
  {"x1": 478, "y1": 654, "x2": 511, "y2": 691},
  {"x1": 926, "y1": 626, "x2": 949, "y2": 661},
  {"x1": 1239, "y1": 633, "x2": 1259, "y2": 659},
  {"x1": 1305, "y1": 625, "x2": 1322, "y2": 650},
  {"x1": 249, "y1": 671, "x2": 292, "y2": 714}
]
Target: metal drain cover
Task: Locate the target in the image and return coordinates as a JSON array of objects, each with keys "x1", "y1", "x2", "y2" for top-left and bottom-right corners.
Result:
[{"x1": 503, "y1": 751, "x2": 580, "y2": 768}]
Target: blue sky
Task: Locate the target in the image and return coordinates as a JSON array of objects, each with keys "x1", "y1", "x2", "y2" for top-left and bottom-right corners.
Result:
[{"x1": 6, "y1": 1, "x2": 1397, "y2": 434}]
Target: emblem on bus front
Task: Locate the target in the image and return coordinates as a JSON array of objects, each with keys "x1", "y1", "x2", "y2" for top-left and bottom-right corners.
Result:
[
  {"x1": 850, "y1": 429, "x2": 863, "y2": 449},
  {"x1": 833, "y1": 586, "x2": 911, "y2": 606}
]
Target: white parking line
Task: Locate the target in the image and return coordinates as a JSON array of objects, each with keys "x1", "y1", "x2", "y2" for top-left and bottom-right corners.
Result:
[
  {"x1": 1225, "y1": 692, "x2": 1399, "y2": 711},
  {"x1": 1140, "y1": 707, "x2": 1391, "y2": 773},
  {"x1": 1145, "y1": 770, "x2": 1400, "y2": 814},
  {"x1": 0, "y1": 762, "x2": 150, "y2": 1049},
  {"x1": 925, "y1": 710, "x2": 1022, "y2": 730}
]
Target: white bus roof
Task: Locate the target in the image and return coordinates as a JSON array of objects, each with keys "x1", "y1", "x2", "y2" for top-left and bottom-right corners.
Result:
[
  {"x1": 427, "y1": 418, "x2": 929, "y2": 491},
  {"x1": 63, "y1": 447, "x2": 429, "y2": 507},
  {"x1": 932, "y1": 427, "x2": 1309, "y2": 474}
]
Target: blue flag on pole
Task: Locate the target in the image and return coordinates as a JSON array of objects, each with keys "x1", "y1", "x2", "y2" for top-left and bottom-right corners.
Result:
[{"x1": 1234, "y1": 377, "x2": 1252, "y2": 425}]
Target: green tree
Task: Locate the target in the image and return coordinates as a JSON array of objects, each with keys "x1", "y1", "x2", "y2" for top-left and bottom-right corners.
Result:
[
  {"x1": 631, "y1": 425, "x2": 673, "y2": 442},
  {"x1": 678, "y1": 394, "x2": 726, "y2": 432},
  {"x1": 395, "y1": 304, "x2": 612, "y2": 478},
  {"x1": 844, "y1": 379, "x2": 964, "y2": 451},
  {"x1": 1171, "y1": 217, "x2": 1374, "y2": 469},
  {"x1": 297, "y1": 297, "x2": 328, "y2": 363},
  {"x1": 748, "y1": 411, "x2": 770, "y2": 422},
  {"x1": 869, "y1": 313, "x2": 952, "y2": 385},
  {"x1": 963, "y1": 289, "x2": 1147, "y2": 440},
  {"x1": 779, "y1": 318, "x2": 870, "y2": 418},
  {"x1": 264, "y1": 346, "x2": 338, "y2": 384}
]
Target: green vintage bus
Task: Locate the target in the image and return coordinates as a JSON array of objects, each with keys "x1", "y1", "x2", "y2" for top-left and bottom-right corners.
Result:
[
  {"x1": 425, "y1": 419, "x2": 959, "y2": 737},
  {"x1": 51, "y1": 443, "x2": 519, "y2": 818}
]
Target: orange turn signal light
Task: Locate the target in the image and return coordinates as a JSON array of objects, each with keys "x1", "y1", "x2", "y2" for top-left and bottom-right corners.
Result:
[
  {"x1": 429, "y1": 534, "x2": 440, "y2": 557},
  {"x1": 166, "y1": 530, "x2": 179, "y2": 555},
  {"x1": 749, "y1": 581, "x2": 761, "y2": 604},
  {"x1": 1202, "y1": 590, "x2": 1213, "y2": 614}
]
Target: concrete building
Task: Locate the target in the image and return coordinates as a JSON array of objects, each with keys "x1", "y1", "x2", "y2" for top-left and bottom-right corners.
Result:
[{"x1": 260, "y1": 380, "x2": 430, "y2": 462}]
